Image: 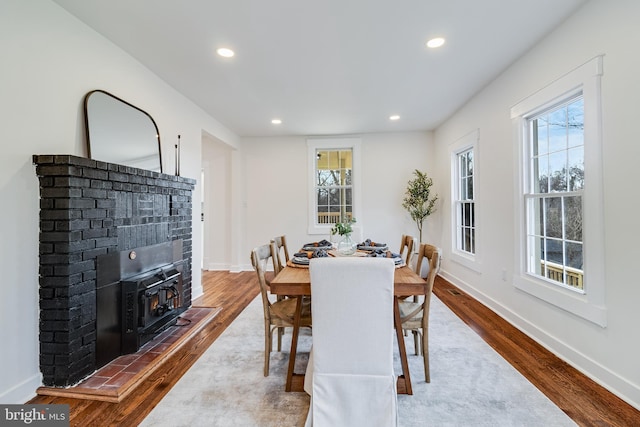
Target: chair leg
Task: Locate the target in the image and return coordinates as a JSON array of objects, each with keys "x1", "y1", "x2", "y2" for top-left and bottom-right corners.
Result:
[
  {"x1": 412, "y1": 330, "x2": 420, "y2": 355},
  {"x1": 277, "y1": 327, "x2": 283, "y2": 352},
  {"x1": 422, "y1": 327, "x2": 430, "y2": 383},
  {"x1": 264, "y1": 324, "x2": 271, "y2": 377}
]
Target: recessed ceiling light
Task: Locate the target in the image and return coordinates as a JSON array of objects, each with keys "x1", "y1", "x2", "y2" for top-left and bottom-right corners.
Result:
[
  {"x1": 389, "y1": 115, "x2": 400, "y2": 121},
  {"x1": 216, "y1": 48, "x2": 235, "y2": 58},
  {"x1": 271, "y1": 119, "x2": 282, "y2": 125},
  {"x1": 426, "y1": 37, "x2": 445, "y2": 48}
]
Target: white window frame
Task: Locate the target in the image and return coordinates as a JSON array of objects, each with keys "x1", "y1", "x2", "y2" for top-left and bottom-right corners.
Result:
[
  {"x1": 307, "y1": 138, "x2": 362, "y2": 236},
  {"x1": 511, "y1": 56, "x2": 606, "y2": 327},
  {"x1": 450, "y1": 129, "x2": 481, "y2": 272}
]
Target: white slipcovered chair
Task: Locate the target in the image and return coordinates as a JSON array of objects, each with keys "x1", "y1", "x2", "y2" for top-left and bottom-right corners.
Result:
[{"x1": 304, "y1": 257, "x2": 398, "y2": 427}]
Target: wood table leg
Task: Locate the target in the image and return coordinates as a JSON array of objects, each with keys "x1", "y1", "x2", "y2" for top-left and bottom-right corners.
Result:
[
  {"x1": 394, "y1": 295, "x2": 413, "y2": 395},
  {"x1": 285, "y1": 295, "x2": 304, "y2": 392}
]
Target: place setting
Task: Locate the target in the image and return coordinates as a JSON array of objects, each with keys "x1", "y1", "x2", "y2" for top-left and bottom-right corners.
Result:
[{"x1": 289, "y1": 238, "x2": 405, "y2": 267}]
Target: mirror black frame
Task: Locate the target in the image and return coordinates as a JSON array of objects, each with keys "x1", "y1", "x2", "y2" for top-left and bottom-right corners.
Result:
[{"x1": 83, "y1": 89, "x2": 163, "y2": 173}]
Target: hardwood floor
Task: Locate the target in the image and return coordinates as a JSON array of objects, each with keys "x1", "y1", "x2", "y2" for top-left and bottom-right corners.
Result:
[
  {"x1": 28, "y1": 271, "x2": 258, "y2": 427},
  {"x1": 432, "y1": 276, "x2": 640, "y2": 427},
  {"x1": 29, "y1": 271, "x2": 639, "y2": 426}
]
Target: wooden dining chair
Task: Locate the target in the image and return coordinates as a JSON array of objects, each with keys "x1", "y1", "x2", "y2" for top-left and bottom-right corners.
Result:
[
  {"x1": 304, "y1": 257, "x2": 398, "y2": 426},
  {"x1": 271, "y1": 235, "x2": 290, "y2": 274},
  {"x1": 250, "y1": 243, "x2": 311, "y2": 376},
  {"x1": 399, "y1": 234, "x2": 416, "y2": 266},
  {"x1": 398, "y1": 243, "x2": 441, "y2": 383},
  {"x1": 398, "y1": 235, "x2": 417, "y2": 305}
]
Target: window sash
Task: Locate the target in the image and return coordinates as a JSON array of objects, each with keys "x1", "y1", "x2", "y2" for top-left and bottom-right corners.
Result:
[
  {"x1": 455, "y1": 148, "x2": 475, "y2": 255},
  {"x1": 455, "y1": 200, "x2": 475, "y2": 254},
  {"x1": 524, "y1": 97, "x2": 584, "y2": 293},
  {"x1": 307, "y1": 138, "x2": 361, "y2": 235},
  {"x1": 314, "y1": 149, "x2": 353, "y2": 226}
]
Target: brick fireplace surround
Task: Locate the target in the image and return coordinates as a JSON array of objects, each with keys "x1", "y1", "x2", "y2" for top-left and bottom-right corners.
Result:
[{"x1": 33, "y1": 155, "x2": 195, "y2": 387}]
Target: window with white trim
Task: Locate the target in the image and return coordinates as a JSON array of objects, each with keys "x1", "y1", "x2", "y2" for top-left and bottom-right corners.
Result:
[
  {"x1": 511, "y1": 56, "x2": 606, "y2": 326},
  {"x1": 450, "y1": 130, "x2": 480, "y2": 271},
  {"x1": 315, "y1": 149, "x2": 353, "y2": 225},
  {"x1": 526, "y1": 97, "x2": 584, "y2": 291},
  {"x1": 307, "y1": 138, "x2": 361, "y2": 235},
  {"x1": 455, "y1": 148, "x2": 475, "y2": 255}
]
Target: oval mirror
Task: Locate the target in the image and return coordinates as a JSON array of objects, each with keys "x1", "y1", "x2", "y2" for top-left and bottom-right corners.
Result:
[{"x1": 84, "y1": 90, "x2": 163, "y2": 172}]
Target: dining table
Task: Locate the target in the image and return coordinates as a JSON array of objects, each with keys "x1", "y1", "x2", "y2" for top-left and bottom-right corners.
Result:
[{"x1": 269, "y1": 254, "x2": 427, "y2": 395}]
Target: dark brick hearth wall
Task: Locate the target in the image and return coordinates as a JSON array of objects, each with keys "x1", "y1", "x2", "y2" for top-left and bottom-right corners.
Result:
[{"x1": 33, "y1": 154, "x2": 196, "y2": 387}]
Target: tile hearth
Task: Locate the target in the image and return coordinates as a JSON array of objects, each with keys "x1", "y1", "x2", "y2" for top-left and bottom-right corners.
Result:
[{"x1": 37, "y1": 306, "x2": 220, "y2": 403}]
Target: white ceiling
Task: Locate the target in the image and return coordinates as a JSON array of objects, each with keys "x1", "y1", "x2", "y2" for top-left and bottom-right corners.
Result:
[{"x1": 52, "y1": 0, "x2": 586, "y2": 137}]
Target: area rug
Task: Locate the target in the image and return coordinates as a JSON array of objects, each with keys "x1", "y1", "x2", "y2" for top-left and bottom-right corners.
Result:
[{"x1": 140, "y1": 296, "x2": 576, "y2": 427}]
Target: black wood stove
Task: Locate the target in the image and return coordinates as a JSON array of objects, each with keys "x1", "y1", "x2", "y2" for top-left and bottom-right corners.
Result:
[{"x1": 96, "y1": 240, "x2": 185, "y2": 368}]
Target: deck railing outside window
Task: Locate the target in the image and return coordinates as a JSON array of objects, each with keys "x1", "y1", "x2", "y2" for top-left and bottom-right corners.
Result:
[
  {"x1": 542, "y1": 260, "x2": 583, "y2": 290},
  {"x1": 317, "y1": 212, "x2": 353, "y2": 224}
]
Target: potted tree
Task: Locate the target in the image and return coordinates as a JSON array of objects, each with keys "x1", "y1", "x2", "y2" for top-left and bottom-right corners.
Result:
[{"x1": 402, "y1": 170, "x2": 438, "y2": 244}]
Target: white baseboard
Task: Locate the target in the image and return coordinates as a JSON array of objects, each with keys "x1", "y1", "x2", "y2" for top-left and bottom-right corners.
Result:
[
  {"x1": 439, "y1": 268, "x2": 640, "y2": 411},
  {"x1": 204, "y1": 263, "x2": 267, "y2": 273},
  {"x1": 205, "y1": 263, "x2": 232, "y2": 271},
  {"x1": 0, "y1": 372, "x2": 42, "y2": 404}
]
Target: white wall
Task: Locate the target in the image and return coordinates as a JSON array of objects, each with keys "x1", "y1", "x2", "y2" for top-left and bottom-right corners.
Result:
[
  {"x1": 0, "y1": 0, "x2": 238, "y2": 403},
  {"x1": 202, "y1": 134, "x2": 234, "y2": 271},
  {"x1": 238, "y1": 132, "x2": 434, "y2": 270},
  {"x1": 433, "y1": 0, "x2": 640, "y2": 409}
]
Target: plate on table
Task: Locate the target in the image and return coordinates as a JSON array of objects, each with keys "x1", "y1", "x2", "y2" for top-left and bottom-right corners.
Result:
[
  {"x1": 366, "y1": 249, "x2": 404, "y2": 267},
  {"x1": 357, "y1": 240, "x2": 389, "y2": 251},
  {"x1": 301, "y1": 239, "x2": 333, "y2": 251},
  {"x1": 292, "y1": 256, "x2": 311, "y2": 265},
  {"x1": 358, "y1": 245, "x2": 389, "y2": 251}
]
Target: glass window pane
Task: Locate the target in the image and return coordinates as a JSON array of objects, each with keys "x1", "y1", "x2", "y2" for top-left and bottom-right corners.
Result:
[
  {"x1": 564, "y1": 195, "x2": 582, "y2": 242},
  {"x1": 526, "y1": 197, "x2": 544, "y2": 240},
  {"x1": 548, "y1": 108, "x2": 567, "y2": 153},
  {"x1": 317, "y1": 170, "x2": 334, "y2": 186},
  {"x1": 534, "y1": 155, "x2": 549, "y2": 194},
  {"x1": 327, "y1": 150, "x2": 339, "y2": 168},
  {"x1": 567, "y1": 99, "x2": 584, "y2": 148},
  {"x1": 549, "y1": 151, "x2": 567, "y2": 192},
  {"x1": 460, "y1": 177, "x2": 467, "y2": 199},
  {"x1": 339, "y1": 150, "x2": 352, "y2": 169},
  {"x1": 546, "y1": 238, "x2": 563, "y2": 264},
  {"x1": 463, "y1": 202, "x2": 472, "y2": 226},
  {"x1": 460, "y1": 155, "x2": 467, "y2": 179},
  {"x1": 467, "y1": 151, "x2": 474, "y2": 175},
  {"x1": 567, "y1": 147, "x2": 584, "y2": 191},
  {"x1": 464, "y1": 227, "x2": 472, "y2": 253},
  {"x1": 316, "y1": 188, "x2": 328, "y2": 206},
  {"x1": 344, "y1": 188, "x2": 352, "y2": 205},
  {"x1": 565, "y1": 241, "x2": 583, "y2": 270},
  {"x1": 316, "y1": 150, "x2": 328, "y2": 169},
  {"x1": 344, "y1": 169, "x2": 352, "y2": 186},
  {"x1": 328, "y1": 188, "x2": 340, "y2": 205},
  {"x1": 535, "y1": 117, "x2": 549, "y2": 155},
  {"x1": 545, "y1": 197, "x2": 563, "y2": 238},
  {"x1": 528, "y1": 235, "x2": 544, "y2": 275}
]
